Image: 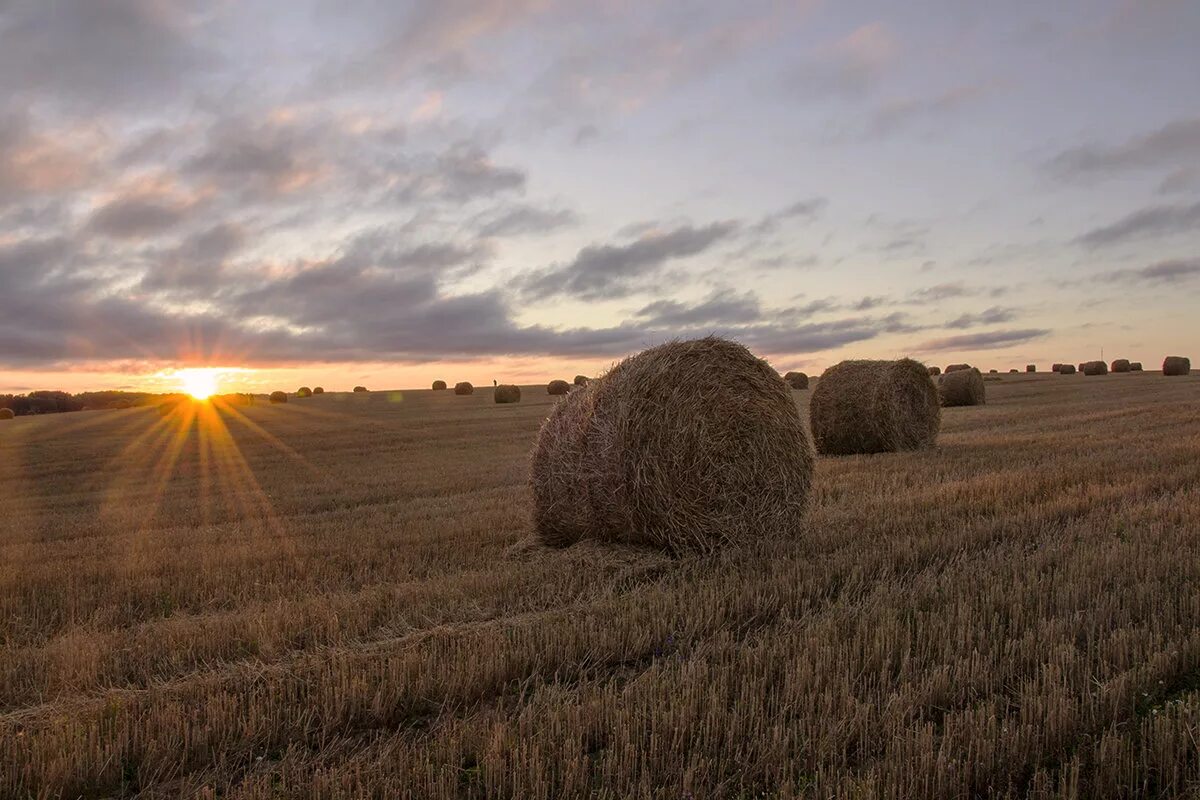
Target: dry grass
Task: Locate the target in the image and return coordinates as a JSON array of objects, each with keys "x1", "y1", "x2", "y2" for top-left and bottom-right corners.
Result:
[
  {"x1": 810, "y1": 359, "x2": 940, "y2": 455},
  {"x1": 2, "y1": 376, "x2": 1200, "y2": 799}
]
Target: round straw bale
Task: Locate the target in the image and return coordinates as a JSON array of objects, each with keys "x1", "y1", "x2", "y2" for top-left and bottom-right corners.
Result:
[
  {"x1": 1130, "y1": 362, "x2": 1143, "y2": 371},
  {"x1": 1078, "y1": 363, "x2": 1086, "y2": 374},
  {"x1": 0, "y1": 407, "x2": 14, "y2": 420},
  {"x1": 1163, "y1": 356, "x2": 1190, "y2": 376},
  {"x1": 494, "y1": 384, "x2": 521, "y2": 404},
  {"x1": 945, "y1": 363, "x2": 972, "y2": 373},
  {"x1": 927, "y1": 366, "x2": 941, "y2": 376},
  {"x1": 1058, "y1": 364, "x2": 1076, "y2": 375},
  {"x1": 296, "y1": 386, "x2": 312, "y2": 398},
  {"x1": 432, "y1": 380, "x2": 447, "y2": 390},
  {"x1": 1026, "y1": 364, "x2": 1036, "y2": 372},
  {"x1": 547, "y1": 379, "x2": 570, "y2": 395},
  {"x1": 809, "y1": 359, "x2": 941, "y2": 455},
  {"x1": 1052, "y1": 363, "x2": 1062, "y2": 372},
  {"x1": 573, "y1": 374, "x2": 590, "y2": 386},
  {"x1": 454, "y1": 381, "x2": 474, "y2": 395},
  {"x1": 783, "y1": 371, "x2": 809, "y2": 389},
  {"x1": 313, "y1": 387, "x2": 324, "y2": 394},
  {"x1": 938, "y1": 367, "x2": 986, "y2": 407},
  {"x1": 1010, "y1": 369, "x2": 1020, "y2": 373},
  {"x1": 353, "y1": 386, "x2": 368, "y2": 393},
  {"x1": 269, "y1": 391, "x2": 288, "y2": 404},
  {"x1": 530, "y1": 336, "x2": 813, "y2": 551},
  {"x1": 1083, "y1": 361, "x2": 1108, "y2": 376},
  {"x1": 1111, "y1": 359, "x2": 1131, "y2": 373}
]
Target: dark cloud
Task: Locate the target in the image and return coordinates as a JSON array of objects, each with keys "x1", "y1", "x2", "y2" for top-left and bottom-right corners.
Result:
[
  {"x1": 474, "y1": 204, "x2": 579, "y2": 238},
  {"x1": 633, "y1": 289, "x2": 762, "y2": 327},
  {"x1": 943, "y1": 306, "x2": 1016, "y2": 329},
  {"x1": 916, "y1": 328, "x2": 1049, "y2": 351},
  {"x1": 1099, "y1": 258, "x2": 1200, "y2": 285},
  {"x1": 139, "y1": 223, "x2": 246, "y2": 293},
  {"x1": 1158, "y1": 166, "x2": 1200, "y2": 194},
  {"x1": 908, "y1": 282, "x2": 972, "y2": 302},
  {"x1": 1074, "y1": 200, "x2": 1200, "y2": 248},
  {"x1": 1047, "y1": 117, "x2": 1200, "y2": 178},
  {"x1": 750, "y1": 197, "x2": 827, "y2": 234},
  {"x1": 87, "y1": 195, "x2": 191, "y2": 239},
  {"x1": 519, "y1": 221, "x2": 739, "y2": 301}
]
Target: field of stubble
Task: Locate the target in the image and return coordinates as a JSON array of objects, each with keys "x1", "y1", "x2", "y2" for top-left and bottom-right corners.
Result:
[{"x1": 1, "y1": 372, "x2": 1198, "y2": 799}]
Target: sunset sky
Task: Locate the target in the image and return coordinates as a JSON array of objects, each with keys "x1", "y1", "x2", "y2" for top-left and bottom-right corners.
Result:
[{"x1": 1, "y1": 0, "x2": 1198, "y2": 395}]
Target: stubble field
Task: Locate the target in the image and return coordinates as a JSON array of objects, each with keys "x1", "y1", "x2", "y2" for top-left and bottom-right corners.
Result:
[{"x1": 1, "y1": 372, "x2": 1198, "y2": 799}]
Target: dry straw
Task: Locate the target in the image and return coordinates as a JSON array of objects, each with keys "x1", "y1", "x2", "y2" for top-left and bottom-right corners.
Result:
[
  {"x1": 1163, "y1": 356, "x2": 1191, "y2": 376},
  {"x1": 494, "y1": 384, "x2": 521, "y2": 404},
  {"x1": 530, "y1": 336, "x2": 813, "y2": 552},
  {"x1": 547, "y1": 379, "x2": 570, "y2": 395},
  {"x1": 1059, "y1": 364, "x2": 1077, "y2": 375},
  {"x1": 945, "y1": 363, "x2": 971, "y2": 373},
  {"x1": 809, "y1": 359, "x2": 941, "y2": 455},
  {"x1": 783, "y1": 371, "x2": 809, "y2": 389},
  {"x1": 1111, "y1": 359, "x2": 1131, "y2": 373},
  {"x1": 938, "y1": 367, "x2": 986, "y2": 407},
  {"x1": 432, "y1": 380, "x2": 447, "y2": 390},
  {"x1": 1083, "y1": 361, "x2": 1108, "y2": 376},
  {"x1": 269, "y1": 391, "x2": 288, "y2": 404},
  {"x1": 454, "y1": 382, "x2": 474, "y2": 395}
]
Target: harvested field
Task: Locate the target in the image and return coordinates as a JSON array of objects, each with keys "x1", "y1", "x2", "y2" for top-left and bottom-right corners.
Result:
[{"x1": 2, "y1": 375, "x2": 1200, "y2": 799}]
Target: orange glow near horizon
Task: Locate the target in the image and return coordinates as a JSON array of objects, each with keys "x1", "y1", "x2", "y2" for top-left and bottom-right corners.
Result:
[{"x1": 177, "y1": 368, "x2": 221, "y2": 400}]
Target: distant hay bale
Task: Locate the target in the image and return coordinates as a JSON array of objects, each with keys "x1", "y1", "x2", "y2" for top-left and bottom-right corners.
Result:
[
  {"x1": 313, "y1": 387, "x2": 324, "y2": 394},
  {"x1": 989, "y1": 369, "x2": 999, "y2": 374},
  {"x1": 945, "y1": 363, "x2": 971, "y2": 373},
  {"x1": 454, "y1": 382, "x2": 474, "y2": 395},
  {"x1": 0, "y1": 408, "x2": 15, "y2": 420},
  {"x1": 1130, "y1": 362, "x2": 1143, "y2": 371},
  {"x1": 1051, "y1": 363, "x2": 1062, "y2": 373},
  {"x1": 1111, "y1": 359, "x2": 1131, "y2": 373},
  {"x1": 495, "y1": 384, "x2": 521, "y2": 404},
  {"x1": 1078, "y1": 363, "x2": 1086, "y2": 374},
  {"x1": 573, "y1": 375, "x2": 590, "y2": 386},
  {"x1": 1058, "y1": 364, "x2": 1077, "y2": 375},
  {"x1": 432, "y1": 380, "x2": 447, "y2": 390},
  {"x1": 269, "y1": 391, "x2": 288, "y2": 404},
  {"x1": 809, "y1": 359, "x2": 941, "y2": 455},
  {"x1": 1026, "y1": 364, "x2": 1036, "y2": 373},
  {"x1": 296, "y1": 386, "x2": 312, "y2": 398},
  {"x1": 531, "y1": 336, "x2": 813, "y2": 551},
  {"x1": 1083, "y1": 361, "x2": 1108, "y2": 376},
  {"x1": 938, "y1": 367, "x2": 986, "y2": 407},
  {"x1": 353, "y1": 386, "x2": 368, "y2": 393},
  {"x1": 1009, "y1": 369, "x2": 1019, "y2": 373},
  {"x1": 1163, "y1": 356, "x2": 1191, "y2": 376},
  {"x1": 783, "y1": 371, "x2": 809, "y2": 389},
  {"x1": 927, "y1": 366, "x2": 941, "y2": 376},
  {"x1": 547, "y1": 379, "x2": 570, "y2": 395}
]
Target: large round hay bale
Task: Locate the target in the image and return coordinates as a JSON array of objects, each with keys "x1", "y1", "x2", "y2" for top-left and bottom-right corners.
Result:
[
  {"x1": 945, "y1": 363, "x2": 971, "y2": 373},
  {"x1": 783, "y1": 371, "x2": 809, "y2": 389},
  {"x1": 1083, "y1": 361, "x2": 1108, "y2": 376},
  {"x1": 1130, "y1": 362, "x2": 1143, "y2": 371},
  {"x1": 296, "y1": 386, "x2": 312, "y2": 398},
  {"x1": 454, "y1": 381, "x2": 474, "y2": 395},
  {"x1": 530, "y1": 336, "x2": 813, "y2": 551},
  {"x1": 927, "y1": 366, "x2": 941, "y2": 376},
  {"x1": 432, "y1": 380, "x2": 447, "y2": 390},
  {"x1": 269, "y1": 391, "x2": 288, "y2": 404},
  {"x1": 1111, "y1": 359, "x2": 1131, "y2": 373},
  {"x1": 1058, "y1": 364, "x2": 1077, "y2": 375},
  {"x1": 573, "y1": 375, "x2": 590, "y2": 386},
  {"x1": 1026, "y1": 364, "x2": 1036, "y2": 373},
  {"x1": 1163, "y1": 356, "x2": 1191, "y2": 376},
  {"x1": 809, "y1": 359, "x2": 941, "y2": 455},
  {"x1": 495, "y1": 384, "x2": 521, "y2": 404},
  {"x1": 547, "y1": 379, "x2": 570, "y2": 395},
  {"x1": 938, "y1": 367, "x2": 985, "y2": 407},
  {"x1": 0, "y1": 407, "x2": 15, "y2": 420},
  {"x1": 353, "y1": 386, "x2": 368, "y2": 393}
]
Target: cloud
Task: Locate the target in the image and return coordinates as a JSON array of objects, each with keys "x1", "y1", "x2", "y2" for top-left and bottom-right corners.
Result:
[
  {"x1": 633, "y1": 289, "x2": 762, "y2": 327},
  {"x1": 474, "y1": 204, "x2": 578, "y2": 238},
  {"x1": 750, "y1": 197, "x2": 827, "y2": 234},
  {"x1": 791, "y1": 22, "x2": 899, "y2": 96},
  {"x1": 942, "y1": 307, "x2": 1017, "y2": 329},
  {"x1": 1099, "y1": 258, "x2": 1200, "y2": 285},
  {"x1": 1074, "y1": 200, "x2": 1200, "y2": 248},
  {"x1": 908, "y1": 282, "x2": 972, "y2": 303},
  {"x1": 916, "y1": 328, "x2": 1049, "y2": 351},
  {"x1": 87, "y1": 194, "x2": 192, "y2": 239},
  {"x1": 1047, "y1": 116, "x2": 1200, "y2": 178},
  {"x1": 866, "y1": 82, "x2": 998, "y2": 137},
  {"x1": 519, "y1": 221, "x2": 739, "y2": 301}
]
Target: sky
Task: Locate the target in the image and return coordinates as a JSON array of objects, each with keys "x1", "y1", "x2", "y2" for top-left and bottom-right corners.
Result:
[{"x1": 1, "y1": 0, "x2": 1198, "y2": 395}]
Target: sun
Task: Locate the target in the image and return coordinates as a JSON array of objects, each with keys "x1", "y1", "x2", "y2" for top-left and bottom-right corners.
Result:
[{"x1": 178, "y1": 368, "x2": 220, "y2": 400}]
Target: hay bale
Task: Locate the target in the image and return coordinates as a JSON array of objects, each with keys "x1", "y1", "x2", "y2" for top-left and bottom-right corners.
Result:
[
  {"x1": 313, "y1": 387, "x2": 324, "y2": 394},
  {"x1": 1026, "y1": 364, "x2": 1036, "y2": 373},
  {"x1": 530, "y1": 336, "x2": 813, "y2": 551},
  {"x1": 945, "y1": 363, "x2": 971, "y2": 373},
  {"x1": 1163, "y1": 356, "x2": 1191, "y2": 376},
  {"x1": 927, "y1": 366, "x2": 941, "y2": 376},
  {"x1": 1111, "y1": 359, "x2": 1131, "y2": 373},
  {"x1": 494, "y1": 384, "x2": 521, "y2": 404},
  {"x1": 454, "y1": 381, "x2": 474, "y2": 395},
  {"x1": 1078, "y1": 363, "x2": 1086, "y2": 374},
  {"x1": 269, "y1": 391, "x2": 288, "y2": 404},
  {"x1": 1051, "y1": 363, "x2": 1062, "y2": 373},
  {"x1": 353, "y1": 386, "x2": 368, "y2": 393},
  {"x1": 1009, "y1": 369, "x2": 1019, "y2": 373},
  {"x1": 988, "y1": 369, "x2": 999, "y2": 374},
  {"x1": 809, "y1": 359, "x2": 941, "y2": 455},
  {"x1": 432, "y1": 380, "x2": 447, "y2": 390},
  {"x1": 938, "y1": 367, "x2": 986, "y2": 407},
  {"x1": 573, "y1": 375, "x2": 590, "y2": 386},
  {"x1": 0, "y1": 407, "x2": 15, "y2": 420},
  {"x1": 296, "y1": 386, "x2": 312, "y2": 398},
  {"x1": 783, "y1": 371, "x2": 809, "y2": 390},
  {"x1": 1083, "y1": 361, "x2": 1108, "y2": 376},
  {"x1": 1130, "y1": 362, "x2": 1143, "y2": 371},
  {"x1": 1058, "y1": 364, "x2": 1076, "y2": 375},
  {"x1": 547, "y1": 379, "x2": 571, "y2": 395}
]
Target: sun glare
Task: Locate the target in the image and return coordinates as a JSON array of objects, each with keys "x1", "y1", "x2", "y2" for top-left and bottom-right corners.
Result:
[{"x1": 179, "y1": 368, "x2": 220, "y2": 400}]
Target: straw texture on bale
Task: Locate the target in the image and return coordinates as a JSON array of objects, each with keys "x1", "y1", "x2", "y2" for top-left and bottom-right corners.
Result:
[
  {"x1": 269, "y1": 391, "x2": 288, "y2": 404},
  {"x1": 547, "y1": 380, "x2": 570, "y2": 395},
  {"x1": 1058, "y1": 364, "x2": 1077, "y2": 375},
  {"x1": 494, "y1": 384, "x2": 521, "y2": 404},
  {"x1": 945, "y1": 363, "x2": 971, "y2": 373},
  {"x1": 297, "y1": 387, "x2": 312, "y2": 398},
  {"x1": 0, "y1": 408, "x2": 13, "y2": 420},
  {"x1": 1130, "y1": 362, "x2": 1143, "y2": 371},
  {"x1": 1111, "y1": 359, "x2": 1131, "y2": 373},
  {"x1": 809, "y1": 359, "x2": 941, "y2": 456},
  {"x1": 938, "y1": 367, "x2": 986, "y2": 407},
  {"x1": 353, "y1": 386, "x2": 368, "y2": 393},
  {"x1": 1163, "y1": 356, "x2": 1191, "y2": 376},
  {"x1": 783, "y1": 371, "x2": 809, "y2": 389},
  {"x1": 927, "y1": 366, "x2": 941, "y2": 376},
  {"x1": 1083, "y1": 361, "x2": 1108, "y2": 376},
  {"x1": 573, "y1": 375, "x2": 590, "y2": 386},
  {"x1": 432, "y1": 380, "x2": 447, "y2": 390},
  {"x1": 454, "y1": 382, "x2": 474, "y2": 395},
  {"x1": 530, "y1": 336, "x2": 813, "y2": 552}
]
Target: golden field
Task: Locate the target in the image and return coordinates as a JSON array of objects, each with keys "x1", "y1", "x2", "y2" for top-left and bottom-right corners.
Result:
[{"x1": 1, "y1": 371, "x2": 1199, "y2": 799}]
